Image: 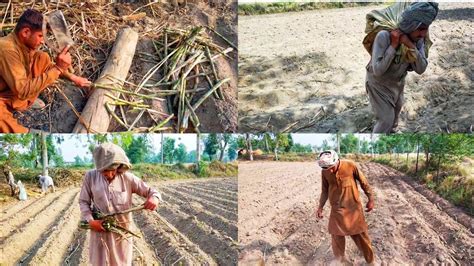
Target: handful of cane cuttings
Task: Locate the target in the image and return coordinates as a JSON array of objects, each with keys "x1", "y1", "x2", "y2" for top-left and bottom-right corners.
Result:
[{"x1": 79, "y1": 205, "x2": 145, "y2": 239}]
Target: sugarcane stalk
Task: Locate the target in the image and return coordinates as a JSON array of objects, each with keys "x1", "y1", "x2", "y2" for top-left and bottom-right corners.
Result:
[
  {"x1": 206, "y1": 26, "x2": 238, "y2": 50},
  {"x1": 164, "y1": 30, "x2": 168, "y2": 77},
  {"x1": 93, "y1": 83, "x2": 165, "y2": 101},
  {"x1": 192, "y1": 78, "x2": 230, "y2": 110},
  {"x1": 149, "y1": 113, "x2": 175, "y2": 132},
  {"x1": 119, "y1": 105, "x2": 129, "y2": 127},
  {"x1": 105, "y1": 93, "x2": 147, "y2": 107},
  {"x1": 128, "y1": 109, "x2": 146, "y2": 131},
  {"x1": 105, "y1": 102, "x2": 129, "y2": 129},
  {"x1": 205, "y1": 46, "x2": 224, "y2": 99}
]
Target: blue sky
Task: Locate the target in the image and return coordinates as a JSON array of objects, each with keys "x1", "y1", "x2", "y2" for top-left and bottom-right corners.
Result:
[{"x1": 58, "y1": 134, "x2": 199, "y2": 162}]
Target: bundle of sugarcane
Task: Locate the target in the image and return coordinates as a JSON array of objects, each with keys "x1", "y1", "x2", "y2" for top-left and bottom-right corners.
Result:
[
  {"x1": 79, "y1": 205, "x2": 145, "y2": 240},
  {"x1": 81, "y1": 24, "x2": 233, "y2": 133},
  {"x1": 96, "y1": 26, "x2": 233, "y2": 133}
]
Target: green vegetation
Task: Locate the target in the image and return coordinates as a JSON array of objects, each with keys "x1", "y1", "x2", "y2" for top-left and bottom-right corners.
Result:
[
  {"x1": 369, "y1": 134, "x2": 473, "y2": 214},
  {"x1": 238, "y1": 2, "x2": 383, "y2": 16},
  {"x1": 0, "y1": 133, "x2": 238, "y2": 197},
  {"x1": 240, "y1": 133, "x2": 473, "y2": 214}
]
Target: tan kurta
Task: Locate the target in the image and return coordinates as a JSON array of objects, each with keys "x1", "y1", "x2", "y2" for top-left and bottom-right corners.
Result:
[
  {"x1": 318, "y1": 160, "x2": 374, "y2": 236},
  {"x1": 79, "y1": 169, "x2": 160, "y2": 266},
  {"x1": 0, "y1": 33, "x2": 63, "y2": 132}
]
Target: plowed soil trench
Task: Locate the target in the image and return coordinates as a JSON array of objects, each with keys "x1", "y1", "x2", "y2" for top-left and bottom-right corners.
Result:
[
  {"x1": 238, "y1": 161, "x2": 473, "y2": 265},
  {"x1": 0, "y1": 177, "x2": 237, "y2": 265}
]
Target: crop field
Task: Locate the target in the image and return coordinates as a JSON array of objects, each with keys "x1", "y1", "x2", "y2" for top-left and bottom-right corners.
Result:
[{"x1": 0, "y1": 177, "x2": 238, "y2": 265}]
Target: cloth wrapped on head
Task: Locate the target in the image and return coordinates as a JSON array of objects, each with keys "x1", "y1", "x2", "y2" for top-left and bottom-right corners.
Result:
[
  {"x1": 363, "y1": 2, "x2": 437, "y2": 63},
  {"x1": 399, "y1": 2, "x2": 439, "y2": 34},
  {"x1": 317, "y1": 150, "x2": 339, "y2": 169},
  {"x1": 93, "y1": 143, "x2": 131, "y2": 171}
]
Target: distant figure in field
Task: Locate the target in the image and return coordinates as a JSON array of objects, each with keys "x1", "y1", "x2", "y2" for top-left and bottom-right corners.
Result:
[
  {"x1": 316, "y1": 150, "x2": 375, "y2": 264},
  {"x1": 38, "y1": 174, "x2": 55, "y2": 194}
]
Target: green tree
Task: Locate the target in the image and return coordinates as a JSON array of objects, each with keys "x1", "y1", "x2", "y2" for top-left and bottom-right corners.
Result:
[
  {"x1": 217, "y1": 134, "x2": 234, "y2": 161},
  {"x1": 290, "y1": 143, "x2": 313, "y2": 153},
  {"x1": 204, "y1": 134, "x2": 219, "y2": 161},
  {"x1": 187, "y1": 150, "x2": 197, "y2": 163},
  {"x1": 126, "y1": 135, "x2": 151, "y2": 164},
  {"x1": 74, "y1": 155, "x2": 84, "y2": 167},
  {"x1": 271, "y1": 133, "x2": 291, "y2": 160},
  {"x1": 228, "y1": 137, "x2": 239, "y2": 161},
  {"x1": 0, "y1": 134, "x2": 34, "y2": 167},
  {"x1": 320, "y1": 139, "x2": 331, "y2": 152},
  {"x1": 174, "y1": 143, "x2": 187, "y2": 163},
  {"x1": 162, "y1": 137, "x2": 176, "y2": 164}
]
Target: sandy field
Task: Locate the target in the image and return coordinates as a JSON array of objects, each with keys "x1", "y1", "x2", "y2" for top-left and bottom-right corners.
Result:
[
  {"x1": 0, "y1": 177, "x2": 237, "y2": 265},
  {"x1": 238, "y1": 161, "x2": 473, "y2": 265},
  {"x1": 238, "y1": 3, "x2": 473, "y2": 133}
]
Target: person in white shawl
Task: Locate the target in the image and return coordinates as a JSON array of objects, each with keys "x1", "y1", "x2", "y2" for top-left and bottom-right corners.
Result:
[{"x1": 79, "y1": 142, "x2": 162, "y2": 265}]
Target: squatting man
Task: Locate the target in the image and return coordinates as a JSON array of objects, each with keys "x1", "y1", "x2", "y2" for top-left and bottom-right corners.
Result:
[{"x1": 0, "y1": 9, "x2": 91, "y2": 133}]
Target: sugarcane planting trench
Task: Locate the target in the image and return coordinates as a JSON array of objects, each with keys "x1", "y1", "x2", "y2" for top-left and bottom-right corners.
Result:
[
  {"x1": 238, "y1": 161, "x2": 473, "y2": 265},
  {"x1": 239, "y1": 2, "x2": 473, "y2": 133},
  {"x1": 0, "y1": 177, "x2": 238, "y2": 265}
]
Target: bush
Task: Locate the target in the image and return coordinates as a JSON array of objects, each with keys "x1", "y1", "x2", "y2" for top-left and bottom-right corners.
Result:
[
  {"x1": 372, "y1": 155, "x2": 474, "y2": 214},
  {"x1": 197, "y1": 161, "x2": 210, "y2": 177}
]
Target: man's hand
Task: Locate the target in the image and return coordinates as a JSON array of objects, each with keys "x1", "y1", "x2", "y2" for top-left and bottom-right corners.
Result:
[
  {"x1": 390, "y1": 29, "x2": 402, "y2": 49},
  {"x1": 71, "y1": 75, "x2": 92, "y2": 88},
  {"x1": 144, "y1": 196, "x2": 159, "y2": 211},
  {"x1": 400, "y1": 34, "x2": 416, "y2": 49},
  {"x1": 55, "y1": 45, "x2": 72, "y2": 71},
  {"x1": 316, "y1": 207, "x2": 324, "y2": 219},
  {"x1": 366, "y1": 200, "x2": 374, "y2": 212},
  {"x1": 89, "y1": 219, "x2": 105, "y2": 232}
]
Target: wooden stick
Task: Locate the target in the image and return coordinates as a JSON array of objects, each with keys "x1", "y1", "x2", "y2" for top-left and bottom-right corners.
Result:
[{"x1": 73, "y1": 28, "x2": 139, "y2": 133}]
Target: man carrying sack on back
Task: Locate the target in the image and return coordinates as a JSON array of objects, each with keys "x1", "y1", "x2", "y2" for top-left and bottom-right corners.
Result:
[
  {"x1": 316, "y1": 150, "x2": 375, "y2": 264},
  {"x1": 79, "y1": 143, "x2": 162, "y2": 265},
  {"x1": 364, "y1": 2, "x2": 439, "y2": 133},
  {"x1": 0, "y1": 9, "x2": 91, "y2": 133}
]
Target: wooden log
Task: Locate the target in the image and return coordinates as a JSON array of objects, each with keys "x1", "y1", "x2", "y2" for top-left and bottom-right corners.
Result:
[{"x1": 72, "y1": 27, "x2": 138, "y2": 133}]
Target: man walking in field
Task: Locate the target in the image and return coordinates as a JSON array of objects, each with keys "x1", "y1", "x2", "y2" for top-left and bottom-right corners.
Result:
[
  {"x1": 365, "y1": 2, "x2": 438, "y2": 133},
  {"x1": 316, "y1": 150, "x2": 375, "y2": 264},
  {"x1": 0, "y1": 9, "x2": 91, "y2": 133},
  {"x1": 79, "y1": 143, "x2": 162, "y2": 265}
]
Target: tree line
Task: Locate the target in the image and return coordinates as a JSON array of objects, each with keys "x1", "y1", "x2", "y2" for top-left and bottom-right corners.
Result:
[
  {"x1": 239, "y1": 133, "x2": 473, "y2": 169},
  {"x1": 0, "y1": 133, "x2": 239, "y2": 169}
]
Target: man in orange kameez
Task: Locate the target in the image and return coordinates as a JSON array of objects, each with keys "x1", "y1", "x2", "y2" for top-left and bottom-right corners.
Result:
[
  {"x1": 316, "y1": 150, "x2": 375, "y2": 264},
  {"x1": 0, "y1": 9, "x2": 91, "y2": 133}
]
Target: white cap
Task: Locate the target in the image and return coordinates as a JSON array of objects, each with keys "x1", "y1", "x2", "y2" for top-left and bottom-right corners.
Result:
[{"x1": 317, "y1": 150, "x2": 339, "y2": 169}]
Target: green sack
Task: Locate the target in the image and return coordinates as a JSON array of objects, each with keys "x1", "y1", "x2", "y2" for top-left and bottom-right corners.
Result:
[{"x1": 363, "y1": 2, "x2": 433, "y2": 64}]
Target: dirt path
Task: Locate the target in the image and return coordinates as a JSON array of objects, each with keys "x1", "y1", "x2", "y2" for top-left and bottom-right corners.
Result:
[
  {"x1": 238, "y1": 3, "x2": 473, "y2": 133},
  {"x1": 238, "y1": 161, "x2": 473, "y2": 265},
  {"x1": 0, "y1": 177, "x2": 238, "y2": 265}
]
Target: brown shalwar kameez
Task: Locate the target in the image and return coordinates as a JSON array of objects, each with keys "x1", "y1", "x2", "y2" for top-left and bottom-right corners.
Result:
[
  {"x1": 79, "y1": 170, "x2": 161, "y2": 266},
  {"x1": 0, "y1": 33, "x2": 64, "y2": 133},
  {"x1": 318, "y1": 159, "x2": 375, "y2": 263}
]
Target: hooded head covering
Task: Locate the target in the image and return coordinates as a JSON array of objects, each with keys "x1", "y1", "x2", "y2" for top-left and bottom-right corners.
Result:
[
  {"x1": 93, "y1": 143, "x2": 132, "y2": 171},
  {"x1": 399, "y1": 2, "x2": 439, "y2": 33},
  {"x1": 317, "y1": 150, "x2": 339, "y2": 169}
]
